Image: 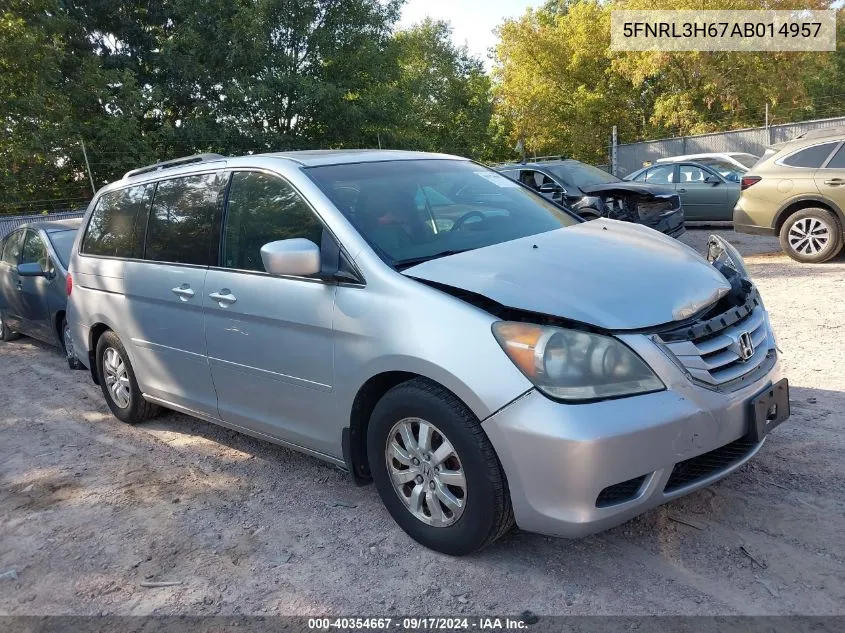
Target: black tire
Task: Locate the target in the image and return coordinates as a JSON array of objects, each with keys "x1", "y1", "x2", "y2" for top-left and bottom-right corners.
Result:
[
  {"x1": 0, "y1": 311, "x2": 20, "y2": 342},
  {"x1": 367, "y1": 378, "x2": 514, "y2": 555},
  {"x1": 779, "y1": 207, "x2": 843, "y2": 263},
  {"x1": 61, "y1": 317, "x2": 85, "y2": 370},
  {"x1": 95, "y1": 330, "x2": 160, "y2": 424}
]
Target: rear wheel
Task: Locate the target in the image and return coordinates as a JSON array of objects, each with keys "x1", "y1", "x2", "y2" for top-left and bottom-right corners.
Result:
[
  {"x1": 0, "y1": 312, "x2": 20, "y2": 342},
  {"x1": 367, "y1": 378, "x2": 514, "y2": 555},
  {"x1": 95, "y1": 331, "x2": 159, "y2": 424},
  {"x1": 779, "y1": 208, "x2": 843, "y2": 263},
  {"x1": 61, "y1": 317, "x2": 84, "y2": 370}
]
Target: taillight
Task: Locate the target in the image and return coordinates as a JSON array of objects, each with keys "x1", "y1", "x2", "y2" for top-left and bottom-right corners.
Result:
[
  {"x1": 66, "y1": 273, "x2": 72, "y2": 296},
  {"x1": 741, "y1": 176, "x2": 761, "y2": 191}
]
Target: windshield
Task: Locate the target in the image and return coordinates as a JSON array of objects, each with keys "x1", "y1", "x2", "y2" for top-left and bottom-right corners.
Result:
[
  {"x1": 47, "y1": 229, "x2": 77, "y2": 268},
  {"x1": 694, "y1": 158, "x2": 746, "y2": 181},
  {"x1": 305, "y1": 159, "x2": 578, "y2": 267},
  {"x1": 546, "y1": 162, "x2": 620, "y2": 190},
  {"x1": 732, "y1": 154, "x2": 760, "y2": 168}
]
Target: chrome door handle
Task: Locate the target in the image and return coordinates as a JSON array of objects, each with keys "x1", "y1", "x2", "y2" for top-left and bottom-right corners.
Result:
[
  {"x1": 677, "y1": 188, "x2": 687, "y2": 193},
  {"x1": 209, "y1": 290, "x2": 237, "y2": 306},
  {"x1": 171, "y1": 285, "x2": 195, "y2": 300},
  {"x1": 824, "y1": 178, "x2": 844, "y2": 186}
]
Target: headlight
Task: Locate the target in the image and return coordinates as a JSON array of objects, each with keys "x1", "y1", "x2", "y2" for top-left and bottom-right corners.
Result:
[
  {"x1": 492, "y1": 322, "x2": 665, "y2": 402},
  {"x1": 707, "y1": 234, "x2": 748, "y2": 277}
]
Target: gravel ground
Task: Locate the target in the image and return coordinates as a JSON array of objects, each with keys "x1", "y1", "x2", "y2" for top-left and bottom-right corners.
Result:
[{"x1": 0, "y1": 228, "x2": 843, "y2": 616}]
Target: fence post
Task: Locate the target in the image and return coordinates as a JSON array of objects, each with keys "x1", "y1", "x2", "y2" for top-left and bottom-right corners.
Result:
[
  {"x1": 80, "y1": 138, "x2": 96, "y2": 195},
  {"x1": 611, "y1": 126, "x2": 618, "y2": 176}
]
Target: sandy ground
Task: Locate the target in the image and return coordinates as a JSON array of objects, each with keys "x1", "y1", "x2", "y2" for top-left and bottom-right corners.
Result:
[{"x1": 0, "y1": 228, "x2": 843, "y2": 617}]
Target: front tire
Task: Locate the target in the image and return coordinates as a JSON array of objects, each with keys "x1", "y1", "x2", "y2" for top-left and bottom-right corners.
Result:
[
  {"x1": 779, "y1": 208, "x2": 843, "y2": 263},
  {"x1": 95, "y1": 331, "x2": 159, "y2": 424},
  {"x1": 61, "y1": 318, "x2": 84, "y2": 370},
  {"x1": 367, "y1": 378, "x2": 514, "y2": 555},
  {"x1": 0, "y1": 312, "x2": 20, "y2": 342}
]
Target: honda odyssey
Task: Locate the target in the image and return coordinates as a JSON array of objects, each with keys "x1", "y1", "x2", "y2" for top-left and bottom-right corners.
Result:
[{"x1": 67, "y1": 151, "x2": 789, "y2": 555}]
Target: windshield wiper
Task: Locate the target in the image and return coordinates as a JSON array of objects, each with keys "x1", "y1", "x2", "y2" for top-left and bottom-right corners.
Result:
[{"x1": 393, "y1": 249, "x2": 471, "y2": 270}]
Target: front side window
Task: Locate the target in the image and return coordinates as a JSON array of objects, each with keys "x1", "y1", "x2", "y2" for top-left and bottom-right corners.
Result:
[
  {"x1": 223, "y1": 171, "x2": 324, "y2": 272},
  {"x1": 146, "y1": 173, "x2": 227, "y2": 266},
  {"x1": 781, "y1": 143, "x2": 838, "y2": 168},
  {"x1": 305, "y1": 159, "x2": 578, "y2": 267},
  {"x1": 21, "y1": 231, "x2": 48, "y2": 270},
  {"x1": 1, "y1": 231, "x2": 22, "y2": 265},
  {"x1": 82, "y1": 185, "x2": 153, "y2": 258},
  {"x1": 643, "y1": 165, "x2": 675, "y2": 184}
]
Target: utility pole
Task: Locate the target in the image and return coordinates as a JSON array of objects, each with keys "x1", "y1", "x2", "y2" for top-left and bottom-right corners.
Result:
[
  {"x1": 80, "y1": 138, "x2": 96, "y2": 195},
  {"x1": 611, "y1": 125, "x2": 618, "y2": 176}
]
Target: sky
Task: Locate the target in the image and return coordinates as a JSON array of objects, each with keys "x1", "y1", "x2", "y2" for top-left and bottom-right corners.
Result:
[{"x1": 398, "y1": 0, "x2": 546, "y2": 66}]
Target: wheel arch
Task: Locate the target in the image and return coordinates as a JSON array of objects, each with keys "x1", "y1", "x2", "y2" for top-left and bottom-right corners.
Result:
[
  {"x1": 86, "y1": 322, "x2": 112, "y2": 385},
  {"x1": 774, "y1": 196, "x2": 844, "y2": 234}
]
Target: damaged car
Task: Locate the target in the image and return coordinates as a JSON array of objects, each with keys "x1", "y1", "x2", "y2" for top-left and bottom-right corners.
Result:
[
  {"x1": 67, "y1": 150, "x2": 787, "y2": 557},
  {"x1": 496, "y1": 158, "x2": 685, "y2": 237}
]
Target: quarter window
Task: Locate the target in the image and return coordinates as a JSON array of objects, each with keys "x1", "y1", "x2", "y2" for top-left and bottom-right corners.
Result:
[
  {"x1": 146, "y1": 173, "x2": 227, "y2": 266},
  {"x1": 223, "y1": 171, "x2": 324, "y2": 272},
  {"x1": 82, "y1": 185, "x2": 153, "y2": 258},
  {"x1": 781, "y1": 143, "x2": 838, "y2": 168}
]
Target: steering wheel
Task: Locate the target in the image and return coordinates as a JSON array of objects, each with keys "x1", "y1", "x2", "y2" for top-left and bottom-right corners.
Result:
[{"x1": 451, "y1": 210, "x2": 487, "y2": 231}]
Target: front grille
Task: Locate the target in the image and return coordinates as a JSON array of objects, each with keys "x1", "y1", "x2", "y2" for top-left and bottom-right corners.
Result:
[
  {"x1": 659, "y1": 302, "x2": 772, "y2": 389},
  {"x1": 664, "y1": 438, "x2": 758, "y2": 493},
  {"x1": 596, "y1": 474, "x2": 648, "y2": 507},
  {"x1": 637, "y1": 195, "x2": 679, "y2": 219}
]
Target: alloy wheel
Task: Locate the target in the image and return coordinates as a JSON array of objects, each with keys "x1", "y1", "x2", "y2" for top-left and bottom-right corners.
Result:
[
  {"x1": 384, "y1": 417, "x2": 467, "y2": 527},
  {"x1": 103, "y1": 347, "x2": 131, "y2": 408},
  {"x1": 788, "y1": 217, "x2": 831, "y2": 256}
]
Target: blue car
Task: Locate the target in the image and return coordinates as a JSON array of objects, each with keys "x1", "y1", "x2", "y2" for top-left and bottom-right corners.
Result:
[{"x1": 0, "y1": 219, "x2": 83, "y2": 368}]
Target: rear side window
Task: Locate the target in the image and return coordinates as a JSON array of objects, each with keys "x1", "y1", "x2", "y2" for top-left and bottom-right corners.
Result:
[
  {"x1": 2, "y1": 231, "x2": 22, "y2": 265},
  {"x1": 223, "y1": 171, "x2": 324, "y2": 272},
  {"x1": 823, "y1": 144, "x2": 845, "y2": 169},
  {"x1": 146, "y1": 173, "x2": 227, "y2": 266},
  {"x1": 644, "y1": 165, "x2": 675, "y2": 184},
  {"x1": 82, "y1": 185, "x2": 153, "y2": 258},
  {"x1": 781, "y1": 143, "x2": 838, "y2": 168}
]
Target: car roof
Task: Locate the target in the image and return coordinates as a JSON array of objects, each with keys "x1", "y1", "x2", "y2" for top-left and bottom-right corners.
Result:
[
  {"x1": 257, "y1": 149, "x2": 463, "y2": 167},
  {"x1": 495, "y1": 159, "x2": 583, "y2": 170},
  {"x1": 656, "y1": 152, "x2": 753, "y2": 162},
  {"x1": 13, "y1": 219, "x2": 82, "y2": 233}
]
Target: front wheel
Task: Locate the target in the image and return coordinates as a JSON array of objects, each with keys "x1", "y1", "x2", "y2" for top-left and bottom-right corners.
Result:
[
  {"x1": 779, "y1": 208, "x2": 843, "y2": 263},
  {"x1": 61, "y1": 318, "x2": 84, "y2": 370},
  {"x1": 367, "y1": 378, "x2": 514, "y2": 555},
  {"x1": 0, "y1": 312, "x2": 20, "y2": 342},
  {"x1": 95, "y1": 330, "x2": 159, "y2": 424}
]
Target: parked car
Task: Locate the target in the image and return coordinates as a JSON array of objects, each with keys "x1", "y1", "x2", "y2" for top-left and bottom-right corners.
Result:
[
  {"x1": 625, "y1": 161, "x2": 741, "y2": 221},
  {"x1": 495, "y1": 158, "x2": 685, "y2": 237},
  {"x1": 67, "y1": 151, "x2": 788, "y2": 555},
  {"x1": 734, "y1": 127, "x2": 845, "y2": 263},
  {"x1": 0, "y1": 219, "x2": 83, "y2": 368},
  {"x1": 656, "y1": 152, "x2": 759, "y2": 172}
]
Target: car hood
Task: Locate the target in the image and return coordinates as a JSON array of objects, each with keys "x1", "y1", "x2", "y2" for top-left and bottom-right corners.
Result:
[
  {"x1": 403, "y1": 219, "x2": 731, "y2": 330},
  {"x1": 579, "y1": 181, "x2": 676, "y2": 198}
]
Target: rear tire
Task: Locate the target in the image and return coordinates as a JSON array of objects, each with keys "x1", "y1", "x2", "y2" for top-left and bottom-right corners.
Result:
[
  {"x1": 0, "y1": 312, "x2": 20, "y2": 342},
  {"x1": 779, "y1": 208, "x2": 843, "y2": 263},
  {"x1": 61, "y1": 317, "x2": 84, "y2": 370},
  {"x1": 367, "y1": 378, "x2": 514, "y2": 555},
  {"x1": 95, "y1": 330, "x2": 159, "y2": 424}
]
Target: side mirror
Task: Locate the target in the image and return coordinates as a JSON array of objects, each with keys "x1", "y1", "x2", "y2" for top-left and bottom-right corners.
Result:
[
  {"x1": 539, "y1": 182, "x2": 566, "y2": 196},
  {"x1": 17, "y1": 262, "x2": 46, "y2": 277},
  {"x1": 260, "y1": 238, "x2": 321, "y2": 277},
  {"x1": 704, "y1": 175, "x2": 721, "y2": 185}
]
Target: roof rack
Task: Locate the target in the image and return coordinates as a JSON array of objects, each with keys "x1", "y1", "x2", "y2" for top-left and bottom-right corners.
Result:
[
  {"x1": 123, "y1": 153, "x2": 225, "y2": 180},
  {"x1": 793, "y1": 126, "x2": 845, "y2": 141}
]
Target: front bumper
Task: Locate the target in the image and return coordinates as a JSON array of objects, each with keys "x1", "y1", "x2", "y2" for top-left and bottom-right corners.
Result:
[
  {"x1": 643, "y1": 207, "x2": 685, "y2": 238},
  {"x1": 481, "y1": 332, "x2": 784, "y2": 538}
]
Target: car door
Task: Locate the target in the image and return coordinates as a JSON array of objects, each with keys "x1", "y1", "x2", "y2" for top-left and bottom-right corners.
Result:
[
  {"x1": 676, "y1": 164, "x2": 729, "y2": 221},
  {"x1": 122, "y1": 173, "x2": 225, "y2": 416},
  {"x1": 0, "y1": 230, "x2": 24, "y2": 329},
  {"x1": 203, "y1": 170, "x2": 338, "y2": 454},
  {"x1": 814, "y1": 142, "x2": 845, "y2": 208},
  {"x1": 16, "y1": 230, "x2": 53, "y2": 340}
]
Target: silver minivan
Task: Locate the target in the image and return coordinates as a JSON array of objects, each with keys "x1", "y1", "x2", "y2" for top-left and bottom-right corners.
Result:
[{"x1": 67, "y1": 151, "x2": 789, "y2": 555}]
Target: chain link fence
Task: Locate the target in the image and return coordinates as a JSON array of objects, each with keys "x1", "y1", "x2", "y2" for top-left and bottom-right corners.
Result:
[
  {"x1": 615, "y1": 115, "x2": 845, "y2": 176},
  {"x1": 0, "y1": 210, "x2": 86, "y2": 240}
]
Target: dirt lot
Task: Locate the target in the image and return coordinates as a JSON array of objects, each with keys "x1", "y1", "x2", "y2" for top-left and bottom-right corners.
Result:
[{"x1": 1, "y1": 229, "x2": 843, "y2": 616}]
